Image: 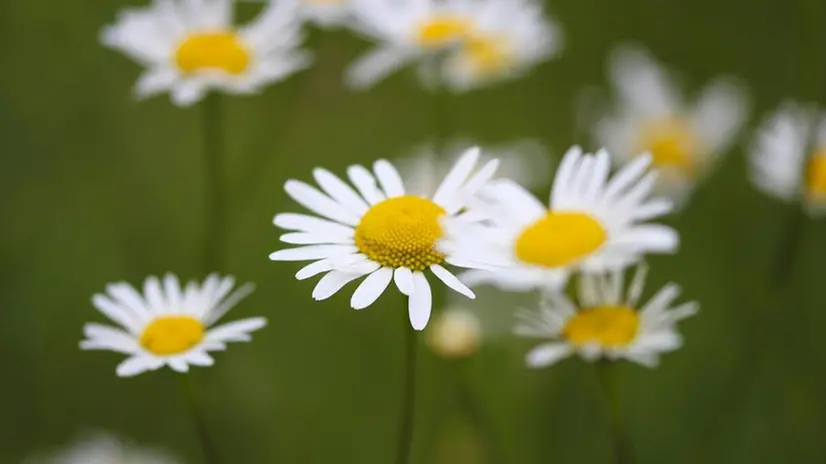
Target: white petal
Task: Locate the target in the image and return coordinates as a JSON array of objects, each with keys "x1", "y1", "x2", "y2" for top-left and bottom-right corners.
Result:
[
  {"x1": 347, "y1": 165, "x2": 386, "y2": 205},
  {"x1": 350, "y1": 267, "x2": 394, "y2": 310},
  {"x1": 171, "y1": 79, "x2": 207, "y2": 106},
  {"x1": 163, "y1": 273, "x2": 183, "y2": 312},
  {"x1": 526, "y1": 343, "x2": 572, "y2": 368},
  {"x1": 373, "y1": 159, "x2": 406, "y2": 197},
  {"x1": 116, "y1": 355, "x2": 162, "y2": 377},
  {"x1": 284, "y1": 180, "x2": 360, "y2": 226},
  {"x1": 167, "y1": 357, "x2": 190, "y2": 373},
  {"x1": 295, "y1": 260, "x2": 333, "y2": 280},
  {"x1": 640, "y1": 283, "x2": 682, "y2": 316},
  {"x1": 279, "y1": 232, "x2": 353, "y2": 245},
  {"x1": 206, "y1": 317, "x2": 267, "y2": 343},
  {"x1": 345, "y1": 45, "x2": 415, "y2": 90},
  {"x1": 551, "y1": 146, "x2": 583, "y2": 203},
  {"x1": 273, "y1": 213, "x2": 355, "y2": 237},
  {"x1": 430, "y1": 264, "x2": 474, "y2": 298},
  {"x1": 433, "y1": 148, "x2": 479, "y2": 208},
  {"x1": 134, "y1": 67, "x2": 177, "y2": 98},
  {"x1": 394, "y1": 267, "x2": 413, "y2": 296},
  {"x1": 269, "y1": 245, "x2": 357, "y2": 261},
  {"x1": 408, "y1": 272, "x2": 432, "y2": 330},
  {"x1": 313, "y1": 168, "x2": 370, "y2": 215},
  {"x1": 185, "y1": 351, "x2": 215, "y2": 366},
  {"x1": 143, "y1": 276, "x2": 166, "y2": 316},
  {"x1": 92, "y1": 294, "x2": 143, "y2": 334},
  {"x1": 80, "y1": 323, "x2": 141, "y2": 354},
  {"x1": 203, "y1": 282, "x2": 255, "y2": 326},
  {"x1": 604, "y1": 154, "x2": 652, "y2": 200},
  {"x1": 312, "y1": 271, "x2": 363, "y2": 301}
]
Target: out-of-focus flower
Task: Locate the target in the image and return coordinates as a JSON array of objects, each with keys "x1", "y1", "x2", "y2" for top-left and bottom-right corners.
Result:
[
  {"x1": 427, "y1": 307, "x2": 482, "y2": 357},
  {"x1": 101, "y1": 0, "x2": 311, "y2": 106},
  {"x1": 301, "y1": 0, "x2": 351, "y2": 28},
  {"x1": 345, "y1": 0, "x2": 560, "y2": 91},
  {"x1": 395, "y1": 138, "x2": 552, "y2": 196},
  {"x1": 749, "y1": 102, "x2": 826, "y2": 215},
  {"x1": 441, "y1": 146, "x2": 678, "y2": 292},
  {"x1": 515, "y1": 264, "x2": 698, "y2": 368},
  {"x1": 594, "y1": 45, "x2": 749, "y2": 207},
  {"x1": 80, "y1": 274, "x2": 264, "y2": 377},
  {"x1": 25, "y1": 432, "x2": 179, "y2": 464},
  {"x1": 269, "y1": 148, "x2": 498, "y2": 330}
]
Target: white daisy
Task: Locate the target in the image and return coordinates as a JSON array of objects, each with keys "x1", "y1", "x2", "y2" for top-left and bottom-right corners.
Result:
[
  {"x1": 269, "y1": 147, "x2": 499, "y2": 330},
  {"x1": 441, "y1": 146, "x2": 679, "y2": 292},
  {"x1": 25, "y1": 432, "x2": 178, "y2": 464},
  {"x1": 426, "y1": 307, "x2": 482, "y2": 358},
  {"x1": 395, "y1": 138, "x2": 551, "y2": 196},
  {"x1": 594, "y1": 45, "x2": 749, "y2": 207},
  {"x1": 80, "y1": 273, "x2": 265, "y2": 377},
  {"x1": 515, "y1": 264, "x2": 698, "y2": 368},
  {"x1": 749, "y1": 101, "x2": 826, "y2": 215},
  {"x1": 101, "y1": 0, "x2": 311, "y2": 106},
  {"x1": 344, "y1": 0, "x2": 479, "y2": 89},
  {"x1": 301, "y1": 0, "x2": 351, "y2": 27},
  {"x1": 440, "y1": 0, "x2": 561, "y2": 92}
]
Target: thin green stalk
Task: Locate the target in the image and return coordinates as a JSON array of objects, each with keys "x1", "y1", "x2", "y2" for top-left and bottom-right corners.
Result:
[
  {"x1": 595, "y1": 361, "x2": 635, "y2": 464},
  {"x1": 180, "y1": 373, "x2": 220, "y2": 464},
  {"x1": 203, "y1": 93, "x2": 226, "y2": 273},
  {"x1": 453, "y1": 361, "x2": 506, "y2": 464},
  {"x1": 395, "y1": 313, "x2": 418, "y2": 464}
]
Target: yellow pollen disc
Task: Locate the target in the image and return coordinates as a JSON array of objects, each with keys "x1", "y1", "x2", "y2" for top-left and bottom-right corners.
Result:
[
  {"x1": 563, "y1": 305, "x2": 640, "y2": 348},
  {"x1": 354, "y1": 195, "x2": 446, "y2": 271},
  {"x1": 175, "y1": 31, "x2": 250, "y2": 75},
  {"x1": 514, "y1": 212, "x2": 607, "y2": 268},
  {"x1": 416, "y1": 16, "x2": 473, "y2": 47},
  {"x1": 140, "y1": 316, "x2": 205, "y2": 356},
  {"x1": 805, "y1": 151, "x2": 826, "y2": 198},
  {"x1": 464, "y1": 35, "x2": 512, "y2": 75},
  {"x1": 636, "y1": 119, "x2": 696, "y2": 173}
]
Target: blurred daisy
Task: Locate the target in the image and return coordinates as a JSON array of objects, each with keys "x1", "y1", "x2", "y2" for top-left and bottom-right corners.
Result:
[
  {"x1": 750, "y1": 102, "x2": 826, "y2": 215},
  {"x1": 441, "y1": 146, "x2": 678, "y2": 291},
  {"x1": 427, "y1": 307, "x2": 482, "y2": 358},
  {"x1": 101, "y1": 0, "x2": 311, "y2": 106},
  {"x1": 269, "y1": 148, "x2": 498, "y2": 330},
  {"x1": 301, "y1": 0, "x2": 351, "y2": 27},
  {"x1": 594, "y1": 45, "x2": 749, "y2": 207},
  {"x1": 26, "y1": 432, "x2": 178, "y2": 464},
  {"x1": 441, "y1": 0, "x2": 561, "y2": 92},
  {"x1": 80, "y1": 274, "x2": 264, "y2": 377},
  {"x1": 515, "y1": 264, "x2": 698, "y2": 368},
  {"x1": 396, "y1": 138, "x2": 551, "y2": 196}
]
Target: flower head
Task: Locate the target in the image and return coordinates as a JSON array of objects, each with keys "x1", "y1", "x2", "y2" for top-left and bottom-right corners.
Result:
[
  {"x1": 269, "y1": 148, "x2": 499, "y2": 330},
  {"x1": 25, "y1": 432, "x2": 179, "y2": 464},
  {"x1": 749, "y1": 101, "x2": 826, "y2": 215},
  {"x1": 515, "y1": 264, "x2": 697, "y2": 368},
  {"x1": 427, "y1": 307, "x2": 482, "y2": 357},
  {"x1": 80, "y1": 274, "x2": 264, "y2": 377},
  {"x1": 442, "y1": 146, "x2": 678, "y2": 291},
  {"x1": 594, "y1": 45, "x2": 749, "y2": 207},
  {"x1": 101, "y1": 0, "x2": 311, "y2": 106}
]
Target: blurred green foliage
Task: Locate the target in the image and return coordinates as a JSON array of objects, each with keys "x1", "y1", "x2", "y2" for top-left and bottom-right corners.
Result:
[{"x1": 2, "y1": 0, "x2": 826, "y2": 462}]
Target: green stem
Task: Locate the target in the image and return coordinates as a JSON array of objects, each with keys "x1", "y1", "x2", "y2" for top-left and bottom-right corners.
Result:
[
  {"x1": 203, "y1": 93, "x2": 226, "y2": 274},
  {"x1": 430, "y1": 87, "x2": 449, "y2": 153},
  {"x1": 180, "y1": 373, "x2": 220, "y2": 464},
  {"x1": 595, "y1": 361, "x2": 635, "y2": 464},
  {"x1": 453, "y1": 361, "x2": 506, "y2": 464},
  {"x1": 395, "y1": 314, "x2": 418, "y2": 464}
]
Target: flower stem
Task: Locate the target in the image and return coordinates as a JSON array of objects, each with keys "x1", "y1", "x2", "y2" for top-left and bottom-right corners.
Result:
[
  {"x1": 395, "y1": 313, "x2": 418, "y2": 464},
  {"x1": 180, "y1": 373, "x2": 220, "y2": 464},
  {"x1": 203, "y1": 93, "x2": 226, "y2": 274},
  {"x1": 595, "y1": 361, "x2": 635, "y2": 464},
  {"x1": 453, "y1": 360, "x2": 506, "y2": 464}
]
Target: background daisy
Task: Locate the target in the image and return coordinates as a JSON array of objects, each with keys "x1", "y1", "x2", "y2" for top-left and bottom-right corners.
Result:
[
  {"x1": 24, "y1": 432, "x2": 179, "y2": 464},
  {"x1": 80, "y1": 273, "x2": 265, "y2": 377}
]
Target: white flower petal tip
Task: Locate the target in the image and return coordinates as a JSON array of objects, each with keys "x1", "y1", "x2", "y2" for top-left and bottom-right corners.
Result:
[
  {"x1": 81, "y1": 274, "x2": 263, "y2": 377},
  {"x1": 515, "y1": 264, "x2": 697, "y2": 368}
]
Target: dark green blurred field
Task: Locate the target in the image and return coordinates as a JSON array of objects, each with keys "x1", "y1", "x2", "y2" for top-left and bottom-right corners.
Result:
[{"x1": 2, "y1": 0, "x2": 826, "y2": 462}]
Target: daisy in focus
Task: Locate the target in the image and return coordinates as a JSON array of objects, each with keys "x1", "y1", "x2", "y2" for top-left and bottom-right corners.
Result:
[
  {"x1": 749, "y1": 102, "x2": 826, "y2": 215},
  {"x1": 269, "y1": 148, "x2": 498, "y2": 330},
  {"x1": 25, "y1": 432, "x2": 179, "y2": 464},
  {"x1": 80, "y1": 274, "x2": 265, "y2": 377},
  {"x1": 101, "y1": 0, "x2": 311, "y2": 106},
  {"x1": 515, "y1": 264, "x2": 698, "y2": 368},
  {"x1": 594, "y1": 45, "x2": 749, "y2": 207},
  {"x1": 441, "y1": 146, "x2": 678, "y2": 291}
]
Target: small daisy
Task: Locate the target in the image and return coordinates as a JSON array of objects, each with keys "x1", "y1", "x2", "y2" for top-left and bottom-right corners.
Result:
[
  {"x1": 26, "y1": 432, "x2": 178, "y2": 464},
  {"x1": 427, "y1": 307, "x2": 482, "y2": 358},
  {"x1": 515, "y1": 264, "x2": 698, "y2": 368},
  {"x1": 344, "y1": 0, "x2": 479, "y2": 89},
  {"x1": 101, "y1": 0, "x2": 311, "y2": 106},
  {"x1": 441, "y1": 0, "x2": 561, "y2": 92},
  {"x1": 594, "y1": 45, "x2": 749, "y2": 207},
  {"x1": 749, "y1": 102, "x2": 826, "y2": 215},
  {"x1": 441, "y1": 146, "x2": 678, "y2": 291},
  {"x1": 269, "y1": 148, "x2": 499, "y2": 330},
  {"x1": 80, "y1": 273, "x2": 265, "y2": 377}
]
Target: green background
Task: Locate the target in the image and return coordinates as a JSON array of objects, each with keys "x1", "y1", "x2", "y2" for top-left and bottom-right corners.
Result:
[{"x1": 2, "y1": 0, "x2": 826, "y2": 462}]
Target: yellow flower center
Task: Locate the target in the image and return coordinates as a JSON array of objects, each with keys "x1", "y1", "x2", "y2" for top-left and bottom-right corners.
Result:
[
  {"x1": 563, "y1": 306, "x2": 640, "y2": 348},
  {"x1": 140, "y1": 316, "x2": 205, "y2": 356},
  {"x1": 175, "y1": 31, "x2": 250, "y2": 75},
  {"x1": 416, "y1": 16, "x2": 473, "y2": 47},
  {"x1": 636, "y1": 119, "x2": 696, "y2": 173},
  {"x1": 805, "y1": 150, "x2": 826, "y2": 198},
  {"x1": 514, "y1": 212, "x2": 607, "y2": 268},
  {"x1": 463, "y1": 35, "x2": 512, "y2": 75},
  {"x1": 354, "y1": 195, "x2": 446, "y2": 271}
]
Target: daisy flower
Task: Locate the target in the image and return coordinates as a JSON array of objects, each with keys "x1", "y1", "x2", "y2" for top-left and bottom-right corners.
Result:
[
  {"x1": 101, "y1": 0, "x2": 311, "y2": 106},
  {"x1": 441, "y1": 146, "x2": 679, "y2": 291},
  {"x1": 427, "y1": 307, "x2": 482, "y2": 358},
  {"x1": 269, "y1": 148, "x2": 499, "y2": 330},
  {"x1": 80, "y1": 274, "x2": 265, "y2": 377},
  {"x1": 594, "y1": 45, "x2": 749, "y2": 207},
  {"x1": 25, "y1": 432, "x2": 179, "y2": 464},
  {"x1": 301, "y1": 0, "x2": 352, "y2": 27},
  {"x1": 515, "y1": 264, "x2": 698, "y2": 368},
  {"x1": 749, "y1": 101, "x2": 826, "y2": 215},
  {"x1": 440, "y1": 0, "x2": 561, "y2": 92}
]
